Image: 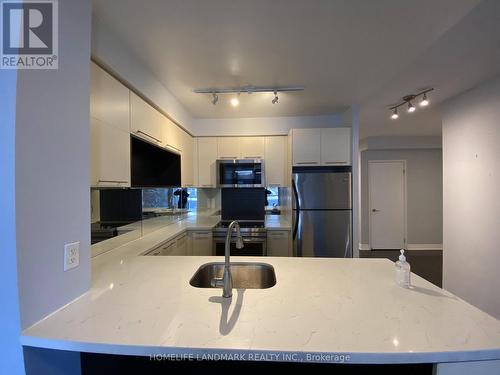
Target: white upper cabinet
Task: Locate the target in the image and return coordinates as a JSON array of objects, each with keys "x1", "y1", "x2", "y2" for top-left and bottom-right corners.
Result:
[
  {"x1": 130, "y1": 92, "x2": 163, "y2": 146},
  {"x1": 292, "y1": 128, "x2": 321, "y2": 166},
  {"x1": 90, "y1": 62, "x2": 129, "y2": 133},
  {"x1": 320, "y1": 128, "x2": 351, "y2": 165},
  {"x1": 217, "y1": 137, "x2": 240, "y2": 159},
  {"x1": 180, "y1": 131, "x2": 194, "y2": 187},
  {"x1": 163, "y1": 117, "x2": 182, "y2": 153},
  {"x1": 90, "y1": 117, "x2": 130, "y2": 187},
  {"x1": 197, "y1": 137, "x2": 218, "y2": 187},
  {"x1": 90, "y1": 63, "x2": 131, "y2": 187},
  {"x1": 239, "y1": 137, "x2": 265, "y2": 159},
  {"x1": 265, "y1": 136, "x2": 287, "y2": 186}
]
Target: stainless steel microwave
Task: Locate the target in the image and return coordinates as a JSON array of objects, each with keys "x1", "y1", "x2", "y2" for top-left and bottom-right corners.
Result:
[{"x1": 216, "y1": 159, "x2": 265, "y2": 187}]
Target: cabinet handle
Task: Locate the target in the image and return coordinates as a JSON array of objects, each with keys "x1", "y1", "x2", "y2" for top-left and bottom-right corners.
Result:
[
  {"x1": 296, "y1": 162, "x2": 319, "y2": 165},
  {"x1": 201, "y1": 184, "x2": 214, "y2": 187},
  {"x1": 184, "y1": 184, "x2": 194, "y2": 187},
  {"x1": 244, "y1": 156, "x2": 262, "y2": 159},
  {"x1": 136, "y1": 130, "x2": 161, "y2": 143},
  {"x1": 98, "y1": 179, "x2": 128, "y2": 184},
  {"x1": 324, "y1": 161, "x2": 347, "y2": 165},
  {"x1": 220, "y1": 156, "x2": 238, "y2": 159},
  {"x1": 166, "y1": 144, "x2": 182, "y2": 152}
]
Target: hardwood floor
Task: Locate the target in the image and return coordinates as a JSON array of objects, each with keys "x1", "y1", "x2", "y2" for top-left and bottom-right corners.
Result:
[{"x1": 359, "y1": 250, "x2": 443, "y2": 287}]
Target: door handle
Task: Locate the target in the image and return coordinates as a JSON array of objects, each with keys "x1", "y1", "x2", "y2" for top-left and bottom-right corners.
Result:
[{"x1": 372, "y1": 209, "x2": 380, "y2": 212}]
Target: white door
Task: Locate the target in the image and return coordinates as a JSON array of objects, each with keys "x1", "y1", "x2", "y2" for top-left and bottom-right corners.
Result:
[{"x1": 369, "y1": 161, "x2": 406, "y2": 249}]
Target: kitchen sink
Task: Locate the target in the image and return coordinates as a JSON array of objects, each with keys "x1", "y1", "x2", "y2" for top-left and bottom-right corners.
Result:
[{"x1": 190, "y1": 262, "x2": 276, "y2": 289}]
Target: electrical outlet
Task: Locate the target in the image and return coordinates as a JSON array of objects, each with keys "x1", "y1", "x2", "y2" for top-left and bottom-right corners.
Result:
[{"x1": 64, "y1": 242, "x2": 80, "y2": 271}]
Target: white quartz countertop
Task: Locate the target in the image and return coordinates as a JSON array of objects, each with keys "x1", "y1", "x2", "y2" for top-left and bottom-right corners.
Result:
[{"x1": 21, "y1": 231, "x2": 500, "y2": 364}]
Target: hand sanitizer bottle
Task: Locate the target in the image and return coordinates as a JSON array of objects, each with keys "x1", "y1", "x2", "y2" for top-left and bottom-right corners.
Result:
[{"x1": 395, "y1": 249, "x2": 411, "y2": 288}]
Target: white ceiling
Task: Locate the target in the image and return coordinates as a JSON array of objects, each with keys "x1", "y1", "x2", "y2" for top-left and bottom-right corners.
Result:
[{"x1": 92, "y1": 0, "x2": 500, "y2": 137}]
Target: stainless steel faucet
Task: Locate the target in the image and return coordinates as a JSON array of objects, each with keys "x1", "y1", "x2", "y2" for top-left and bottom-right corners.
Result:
[{"x1": 211, "y1": 220, "x2": 244, "y2": 298}]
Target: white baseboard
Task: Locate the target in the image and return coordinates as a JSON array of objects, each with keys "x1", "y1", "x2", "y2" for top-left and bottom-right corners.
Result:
[
  {"x1": 407, "y1": 244, "x2": 443, "y2": 251},
  {"x1": 359, "y1": 243, "x2": 442, "y2": 251}
]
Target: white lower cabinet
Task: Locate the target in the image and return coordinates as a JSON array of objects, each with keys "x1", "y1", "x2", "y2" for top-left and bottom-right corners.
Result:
[
  {"x1": 147, "y1": 233, "x2": 188, "y2": 256},
  {"x1": 266, "y1": 230, "x2": 291, "y2": 257},
  {"x1": 188, "y1": 230, "x2": 213, "y2": 256}
]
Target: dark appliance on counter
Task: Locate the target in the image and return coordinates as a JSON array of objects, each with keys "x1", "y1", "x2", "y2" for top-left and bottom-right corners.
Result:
[
  {"x1": 216, "y1": 159, "x2": 264, "y2": 187},
  {"x1": 292, "y1": 166, "x2": 352, "y2": 258},
  {"x1": 131, "y1": 135, "x2": 181, "y2": 187},
  {"x1": 214, "y1": 188, "x2": 267, "y2": 256},
  {"x1": 91, "y1": 189, "x2": 142, "y2": 244}
]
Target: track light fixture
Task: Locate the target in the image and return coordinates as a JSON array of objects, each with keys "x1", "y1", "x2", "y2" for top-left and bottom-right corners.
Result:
[
  {"x1": 194, "y1": 85, "x2": 304, "y2": 106},
  {"x1": 211, "y1": 93, "x2": 218, "y2": 105},
  {"x1": 388, "y1": 88, "x2": 434, "y2": 120},
  {"x1": 420, "y1": 93, "x2": 429, "y2": 107},
  {"x1": 272, "y1": 91, "x2": 279, "y2": 104}
]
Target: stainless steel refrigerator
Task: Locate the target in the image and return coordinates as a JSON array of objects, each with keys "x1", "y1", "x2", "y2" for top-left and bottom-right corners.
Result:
[{"x1": 292, "y1": 168, "x2": 352, "y2": 257}]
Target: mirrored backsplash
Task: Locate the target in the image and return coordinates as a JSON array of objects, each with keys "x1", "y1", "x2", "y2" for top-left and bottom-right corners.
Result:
[
  {"x1": 90, "y1": 186, "x2": 288, "y2": 257},
  {"x1": 90, "y1": 187, "x2": 196, "y2": 256}
]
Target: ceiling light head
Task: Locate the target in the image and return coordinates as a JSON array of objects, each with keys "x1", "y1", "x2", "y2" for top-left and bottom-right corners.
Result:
[
  {"x1": 407, "y1": 101, "x2": 416, "y2": 113},
  {"x1": 211, "y1": 93, "x2": 219, "y2": 105},
  {"x1": 272, "y1": 91, "x2": 279, "y2": 104},
  {"x1": 230, "y1": 95, "x2": 240, "y2": 107},
  {"x1": 391, "y1": 108, "x2": 399, "y2": 120},
  {"x1": 420, "y1": 93, "x2": 429, "y2": 107}
]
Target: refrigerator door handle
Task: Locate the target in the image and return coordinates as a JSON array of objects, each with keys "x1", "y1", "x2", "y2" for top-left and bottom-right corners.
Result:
[
  {"x1": 344, "y1": 219, "x2": 351, "y2": 258},
  {"x1": 292, "y1": 179, "x2": 300, "y2": 240}
]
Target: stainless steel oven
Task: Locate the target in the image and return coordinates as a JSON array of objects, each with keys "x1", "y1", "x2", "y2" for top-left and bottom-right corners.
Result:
[
  {"x1": 213, "y1": 222, "x2": 267, "y2": 256},
  {"x1": 216, "y1": 159, "x2": 265, "y2": 187}
]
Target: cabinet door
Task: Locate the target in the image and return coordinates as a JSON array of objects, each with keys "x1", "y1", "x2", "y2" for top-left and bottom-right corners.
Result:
[
  {"x1": 240, "y1": 137, "x2": 265, "y2": 159},
  {"x1": 130, "y1": 92, "x2": 163, "y2": 146},
  {"x1": 292, "y1": 128, "x2": 321, "y2": 166},
  {"x1": 180, "y1": 131, "x2": 194, "y2": 187},
  {"x1": 190, "y1": 231, "x2": 213, "y2": 256},
  {"x1": 217, "y1": 137, "x2": 240, "y2": 159},
  {"x1": 171, "y1": 234, "x2": 187, "y2": 255},
  {"x1": 90, "y1": 63, "x2": 130, "y2": 133},
  {"x1": 197, "y1": 138, "x2": 218, "y2": 187},
  {"x1": 265, "y1": 136, "x2": 286, "y2": 186},
  {"x1": 320, "y1": 128, "x2": 351, "y2": 166},
  {"x1": 90, "y1": 117, "x2": 130, "y2": 187},
  {"x1": 159, "y1": 240, "x2": 176, "y2": 256},
  {"x1": 163, "y1": 117, "x2": 182, "y2": 153},
  {"x1": 266, "y1": 230, "x2": 291, "y2": 257}
]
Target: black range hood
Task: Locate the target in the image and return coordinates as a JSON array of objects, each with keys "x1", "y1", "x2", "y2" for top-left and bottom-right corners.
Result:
[{"x1": 130, "y1": 135, "x2": 181, "y2": 188}]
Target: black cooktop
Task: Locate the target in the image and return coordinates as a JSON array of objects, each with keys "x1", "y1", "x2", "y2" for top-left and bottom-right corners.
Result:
[{"x1": 215, "y1": 221, "x2": 265, "y2": 229}]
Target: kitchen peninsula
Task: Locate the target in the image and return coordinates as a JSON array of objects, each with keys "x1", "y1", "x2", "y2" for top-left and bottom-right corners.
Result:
[{"x1": 21, "y1": 213, "x2": 500, "y2": 374}]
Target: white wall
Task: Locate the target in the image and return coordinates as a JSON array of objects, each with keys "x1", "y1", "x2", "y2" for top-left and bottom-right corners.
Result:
[
  {"x1": 91, "y1": 16, "x2": 193, "y2": 133},
  {"x1": 442, "y1": 75, "x2": 500, "y2": 319},
  {"x1": 192, "y1": 114, "x2": 344, "y2": 136},
  {"x1": 16, "y1": 0, "x2": 92, "y2": 328},
  {"x1": 360, "y1": 148, "x2": 443, "y2": 247},
  {"x1": 0, "y1": 67, "x2": 25, "y2": 374}
]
